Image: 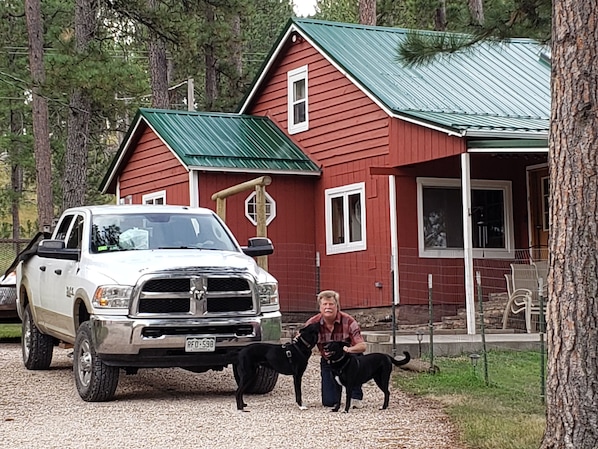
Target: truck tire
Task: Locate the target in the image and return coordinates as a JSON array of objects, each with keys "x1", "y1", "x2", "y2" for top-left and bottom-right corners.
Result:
[
  {"x1": 73, "y1": 321, "x2": 119, "y2": 402},
  {"x1": 22, "y1": 304, "x2": 54, "y2": 370},
  {"x1": 233, "y1": 364, "x2": 279, "y2": 394}
]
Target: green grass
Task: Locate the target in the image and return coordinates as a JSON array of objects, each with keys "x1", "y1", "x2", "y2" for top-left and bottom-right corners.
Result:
[
  {"x1": 0, "y1": 323, "x2": 21, "y2": 340},
  {"x1": 394, "y1": 350, "x2": 546, "y2": 449}
]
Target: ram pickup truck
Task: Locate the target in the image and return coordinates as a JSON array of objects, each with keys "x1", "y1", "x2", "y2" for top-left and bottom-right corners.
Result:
[{"x1": 16, "y1": 204, "x2": 281, "y2": 402}]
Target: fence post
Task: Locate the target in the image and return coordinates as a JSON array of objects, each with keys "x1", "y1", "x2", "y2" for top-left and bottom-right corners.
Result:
[
  {"x1": 428, "y1": 274, "x2": 434, "y2": 372},
  {"x1": 539, "y1": 277, "x2": 546, "y2": 404},
  {"x1": 476, "y1": 271, "x2": 489, "y2": 385}
]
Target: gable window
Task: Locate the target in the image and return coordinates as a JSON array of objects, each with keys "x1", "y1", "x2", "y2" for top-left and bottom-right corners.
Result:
[
  {"x1": 287, "y1": 65, "x2": 308, "y2": 134},
  {"x1": 245, "y1": 191, "x2": 276, "y2": 226},
  {"x1": 325, "y1": 182, "x2": 366, "y2": 255},
  {"x1": 142, "y1": 190, "x2": 166, "y2": 205},
  {"x1": 417, "y1": 178, "x2": 514, "y2": 259}
]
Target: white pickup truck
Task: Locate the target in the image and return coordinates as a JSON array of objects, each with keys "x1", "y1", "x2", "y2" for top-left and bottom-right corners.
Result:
[{"x1": 16, "y1": 204, "x2": 281, "y2": 401}]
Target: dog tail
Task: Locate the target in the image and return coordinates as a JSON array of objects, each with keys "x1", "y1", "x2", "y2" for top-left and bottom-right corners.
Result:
[{"x1": 390, "y1": 351, "x2": 411, "y2": 367}]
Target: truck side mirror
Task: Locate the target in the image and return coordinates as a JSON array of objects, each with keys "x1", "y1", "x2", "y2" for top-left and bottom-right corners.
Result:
[
  {"x1": 37, "y1": 239, "x2": 80, "y2": 261},
  {"x1": 241, "y1": 237, "x2": 274, "y2": 257}
]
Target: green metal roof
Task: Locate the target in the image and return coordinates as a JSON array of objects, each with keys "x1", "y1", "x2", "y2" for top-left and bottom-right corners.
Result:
[
  {"x1": 101, "y1": 109, "x2": 320, "y2": 192},
  {"x1": 243, "y1": 19, "x2": 550, "y2": 136}
]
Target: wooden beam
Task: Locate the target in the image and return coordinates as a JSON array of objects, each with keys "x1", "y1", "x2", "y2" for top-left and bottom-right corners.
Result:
[{"x1": 211, "y1": 176, "x2": 272, "y2": 201}]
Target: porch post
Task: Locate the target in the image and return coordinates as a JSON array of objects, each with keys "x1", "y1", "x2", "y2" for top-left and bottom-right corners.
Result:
[
  {"x1": 388, "y1": 175, "x2": 399, "y2": 306},
  {"x1": 461, "y1": 153, "x2": 476, "y2": 335},
  {"x1": 189, "y1": 170, "x2": 199, "y2": 207}
]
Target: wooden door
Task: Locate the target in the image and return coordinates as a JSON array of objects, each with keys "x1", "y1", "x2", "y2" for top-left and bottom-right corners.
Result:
[{"x1": 528, "y1": 167, "x2": 549, "y2": 260}]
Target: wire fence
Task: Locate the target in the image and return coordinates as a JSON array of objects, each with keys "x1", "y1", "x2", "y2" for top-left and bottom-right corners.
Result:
[{"x1": 0, "y1": 237, "x2": 548, "y2": 402}]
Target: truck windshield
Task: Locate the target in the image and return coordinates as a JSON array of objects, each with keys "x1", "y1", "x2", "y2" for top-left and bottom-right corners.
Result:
[{"x1": 90, "y1": 213, "x2": 238, "y2": 253}]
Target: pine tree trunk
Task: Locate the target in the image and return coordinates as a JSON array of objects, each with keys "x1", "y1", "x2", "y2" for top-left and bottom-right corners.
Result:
[
  {"x1": 63, "y1": 0, "x2": 98, "y2": 210},
  {"x1": 204, "y1": 4, "x2": 218, "y2": 109},
  {"x1": 24, "y1": 0, "x2": 53, "y2": 230},
  {"x1": 468, "y1": 0, "x2": 484, "y2": 25},
  {"x1": 9, "y1": 108, "x2": 22, "y2": 243},
  {"x1": 229, "y1": 13, "x2": 242, "y2": 94},
  {"x1": 147, "y1": 0, "x2": 169, "y2": 108},
  {"x1": 435, "y1": 0, "x2": 446, "y2": 31},
  {"x1": 541, "y1": 1, "x2": 598, "y2": 448},
  {"x1": 359, "y1": 0, "x2": 376, "y2": 25}
]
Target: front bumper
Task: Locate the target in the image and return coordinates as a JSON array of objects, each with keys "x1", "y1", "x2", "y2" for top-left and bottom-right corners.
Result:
[{"x1": 89, "y1": 311, "x2": 281, "y2": 368}]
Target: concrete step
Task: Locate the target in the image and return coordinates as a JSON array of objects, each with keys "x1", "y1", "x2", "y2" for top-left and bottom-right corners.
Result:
[{"x1": 363, "y1": 331, "x2": 545, "y2": 357}]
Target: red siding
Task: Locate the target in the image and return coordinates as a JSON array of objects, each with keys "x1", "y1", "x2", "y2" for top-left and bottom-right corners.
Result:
[
  {"x1": 246, "y1": 39, "x2": 398, "y2": 310},
  {"x1": 197, "y1": 172, "x2": 317, "y2": 312},
  {"x1": 390, "y1": 118, "x2": 465, "y2": 166},
  {"x1": 119, "y1": 127, "x2": 190, "y2": 205},
  {"x1": 248, "y1": 42, "x2": 390, "y2": 168}
]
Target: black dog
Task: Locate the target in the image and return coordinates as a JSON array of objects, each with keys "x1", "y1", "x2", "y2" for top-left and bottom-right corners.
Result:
[
  {"x1": 323, "y1": 340, "x2": 410, "y2": 413},
  {"x1": 235, "y1": 322, "x2": 320, "y2": 411}
]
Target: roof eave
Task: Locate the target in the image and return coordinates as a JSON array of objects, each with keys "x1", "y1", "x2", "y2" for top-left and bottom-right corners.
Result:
[
  {"x1": 464, "y1": 129, "x2": 549, "y2": 139},
  {"x1": 188, "y1": 166, "x2": 321, "y2": 176}
]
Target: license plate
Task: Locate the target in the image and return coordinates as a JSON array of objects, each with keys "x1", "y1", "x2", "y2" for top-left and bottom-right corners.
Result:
[{"x1": 185, "y1": 337, "x2": 216, "y2": 352}]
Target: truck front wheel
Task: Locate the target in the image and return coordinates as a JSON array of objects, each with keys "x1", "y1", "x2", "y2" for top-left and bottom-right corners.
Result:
[
  {"x1": 22, "y1": 304, "x2": 54, "y2": 370},
  {"x1": 74, "y1": 321, "x2": 119, "y2": 402},
  {"x1": 233, "y1": 364, "x2": 279, "y2": 394}
]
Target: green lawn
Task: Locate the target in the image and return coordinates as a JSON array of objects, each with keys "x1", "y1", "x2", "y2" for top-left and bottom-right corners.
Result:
[
  {"x1": 394, "y1": 350, "x2": 546, "y2": 449},
  {"x1": 0, "y1": 323, "x2": 21, "y2": 340}
]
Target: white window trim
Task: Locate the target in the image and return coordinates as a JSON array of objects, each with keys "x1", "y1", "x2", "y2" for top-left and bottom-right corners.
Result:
[
  {"x1": 142, "y1": 190, "x2": 166, "y2": 205},
  {"x1": 416, "y1": 177, "x2": 514, "y2": 259},
  {"x1": 287, "y1": 65, "x2": 309, "y2": 134},
  {"x1": 325, "y1": 182, "x2": 367, "y2": 255},
  {"x1": 245, "y1": 191, "x2": 276, "y2": 226}
]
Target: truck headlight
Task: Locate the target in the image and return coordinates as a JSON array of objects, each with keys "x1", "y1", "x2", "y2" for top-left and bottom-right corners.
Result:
[
  {"x1": 258, "y1": 283, "x2": 278, "y2": 306},
  {"x1": 93, "y1": 286, "x2": 132, "y2": 308}
]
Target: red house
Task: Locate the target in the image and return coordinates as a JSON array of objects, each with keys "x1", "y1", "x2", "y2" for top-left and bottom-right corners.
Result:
[{"x1": 101, "y1": 19, "x2": 550, "y2": 333}]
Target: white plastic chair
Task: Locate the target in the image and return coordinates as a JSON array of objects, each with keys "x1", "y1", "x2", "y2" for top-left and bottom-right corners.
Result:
[{"x1": 502, "y1": 264, "x2": 547, "y2": 333}]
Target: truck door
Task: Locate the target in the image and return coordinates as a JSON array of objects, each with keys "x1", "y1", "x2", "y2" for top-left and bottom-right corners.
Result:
[
  {"x1": 35, "y1": 215, "x2": 73, "y2": 327},
  {"x1": 42, "y1": 214, "x2": 82, "y2": 339}
]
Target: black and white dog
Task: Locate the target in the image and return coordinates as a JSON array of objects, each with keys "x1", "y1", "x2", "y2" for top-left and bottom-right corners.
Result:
[
  {"x1": 235, "y1": 322, "x2": 320, "y2": 411},
  {"x1": 323, "y1": 340, "x2": 410, "y2": 413}
]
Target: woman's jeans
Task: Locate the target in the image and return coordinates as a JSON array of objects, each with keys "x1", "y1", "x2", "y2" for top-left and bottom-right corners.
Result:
[{"x1": 320, "y1": 356, "x2": 363, "y2": 407}]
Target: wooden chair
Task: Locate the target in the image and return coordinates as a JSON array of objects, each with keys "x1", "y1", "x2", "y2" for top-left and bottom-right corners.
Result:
[{"x1": 502, "y1": 264, "x2": 547, "y2": 333}]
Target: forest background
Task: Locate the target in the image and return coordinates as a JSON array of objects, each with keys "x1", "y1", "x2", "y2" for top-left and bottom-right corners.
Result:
[{"x1": 0, "y1": 0, "x2": 549, "y2": 238}]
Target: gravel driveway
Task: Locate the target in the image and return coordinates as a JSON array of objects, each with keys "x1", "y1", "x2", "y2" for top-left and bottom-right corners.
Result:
[{"x1": 0, "y1": 343, "x2": 464, "y2": 449}]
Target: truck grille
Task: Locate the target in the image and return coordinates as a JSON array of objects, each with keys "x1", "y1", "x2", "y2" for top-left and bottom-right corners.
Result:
[{"x1": 133, "y1": 274, "x2": 255, "y2": 317}]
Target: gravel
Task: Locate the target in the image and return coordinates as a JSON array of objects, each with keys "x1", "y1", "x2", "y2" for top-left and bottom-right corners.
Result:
[{"x1": 0, "y1": 343, "x2": 465, "y2": 449}]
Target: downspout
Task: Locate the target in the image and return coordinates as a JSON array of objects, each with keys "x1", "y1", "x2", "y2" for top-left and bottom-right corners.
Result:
[{"x1": 461, "y1": 153, "x2": 476, "y2": 334}]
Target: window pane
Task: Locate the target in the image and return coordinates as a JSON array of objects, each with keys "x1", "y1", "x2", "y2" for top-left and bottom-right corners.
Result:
[
  {"x1": 293, "y1": 102, "x2": 306, "y2": 124},
  {"x1": 422, "y1": 187, "x2": 463, "y2": 248},
  {"x1": 66, "y1": 215, "x2": 84, "y2": 249},
  {"x1": 472, "y1": 189, "x2": 505, "y2": 249},
  {"x1": 348, "y1": 193, "x2": 362, "y2": 242},
  {"x1": 331, "y1": 196, "x2": 344, "y2": 244},
  {"x1": 293, "y1": 79, "x2": 305, "y2": 101}
]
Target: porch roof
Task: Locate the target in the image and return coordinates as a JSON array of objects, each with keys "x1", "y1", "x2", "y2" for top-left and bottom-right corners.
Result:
[
  {"x1": 241, "y1": 19, "x2": 550, "y2": 137},
  {"x1": 101, "y1": 108, "x2": 321, "y2": 192}
]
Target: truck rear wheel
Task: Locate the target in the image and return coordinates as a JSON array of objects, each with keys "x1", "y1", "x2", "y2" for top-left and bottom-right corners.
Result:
[
  {"x1": 22, "y1": 304, "x2": 54, "y2": 370},
  {"x1": 74, "y1": 321, "x2": 119, "y2": 402},
  {"x1": 233, "y1": 364, "x2": 279, "y2": 394}
]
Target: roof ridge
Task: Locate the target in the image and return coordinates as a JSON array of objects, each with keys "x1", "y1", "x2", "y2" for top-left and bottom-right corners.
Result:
[{"x1": 293, "y1": 18, "x2": 543, "y2": 45}]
